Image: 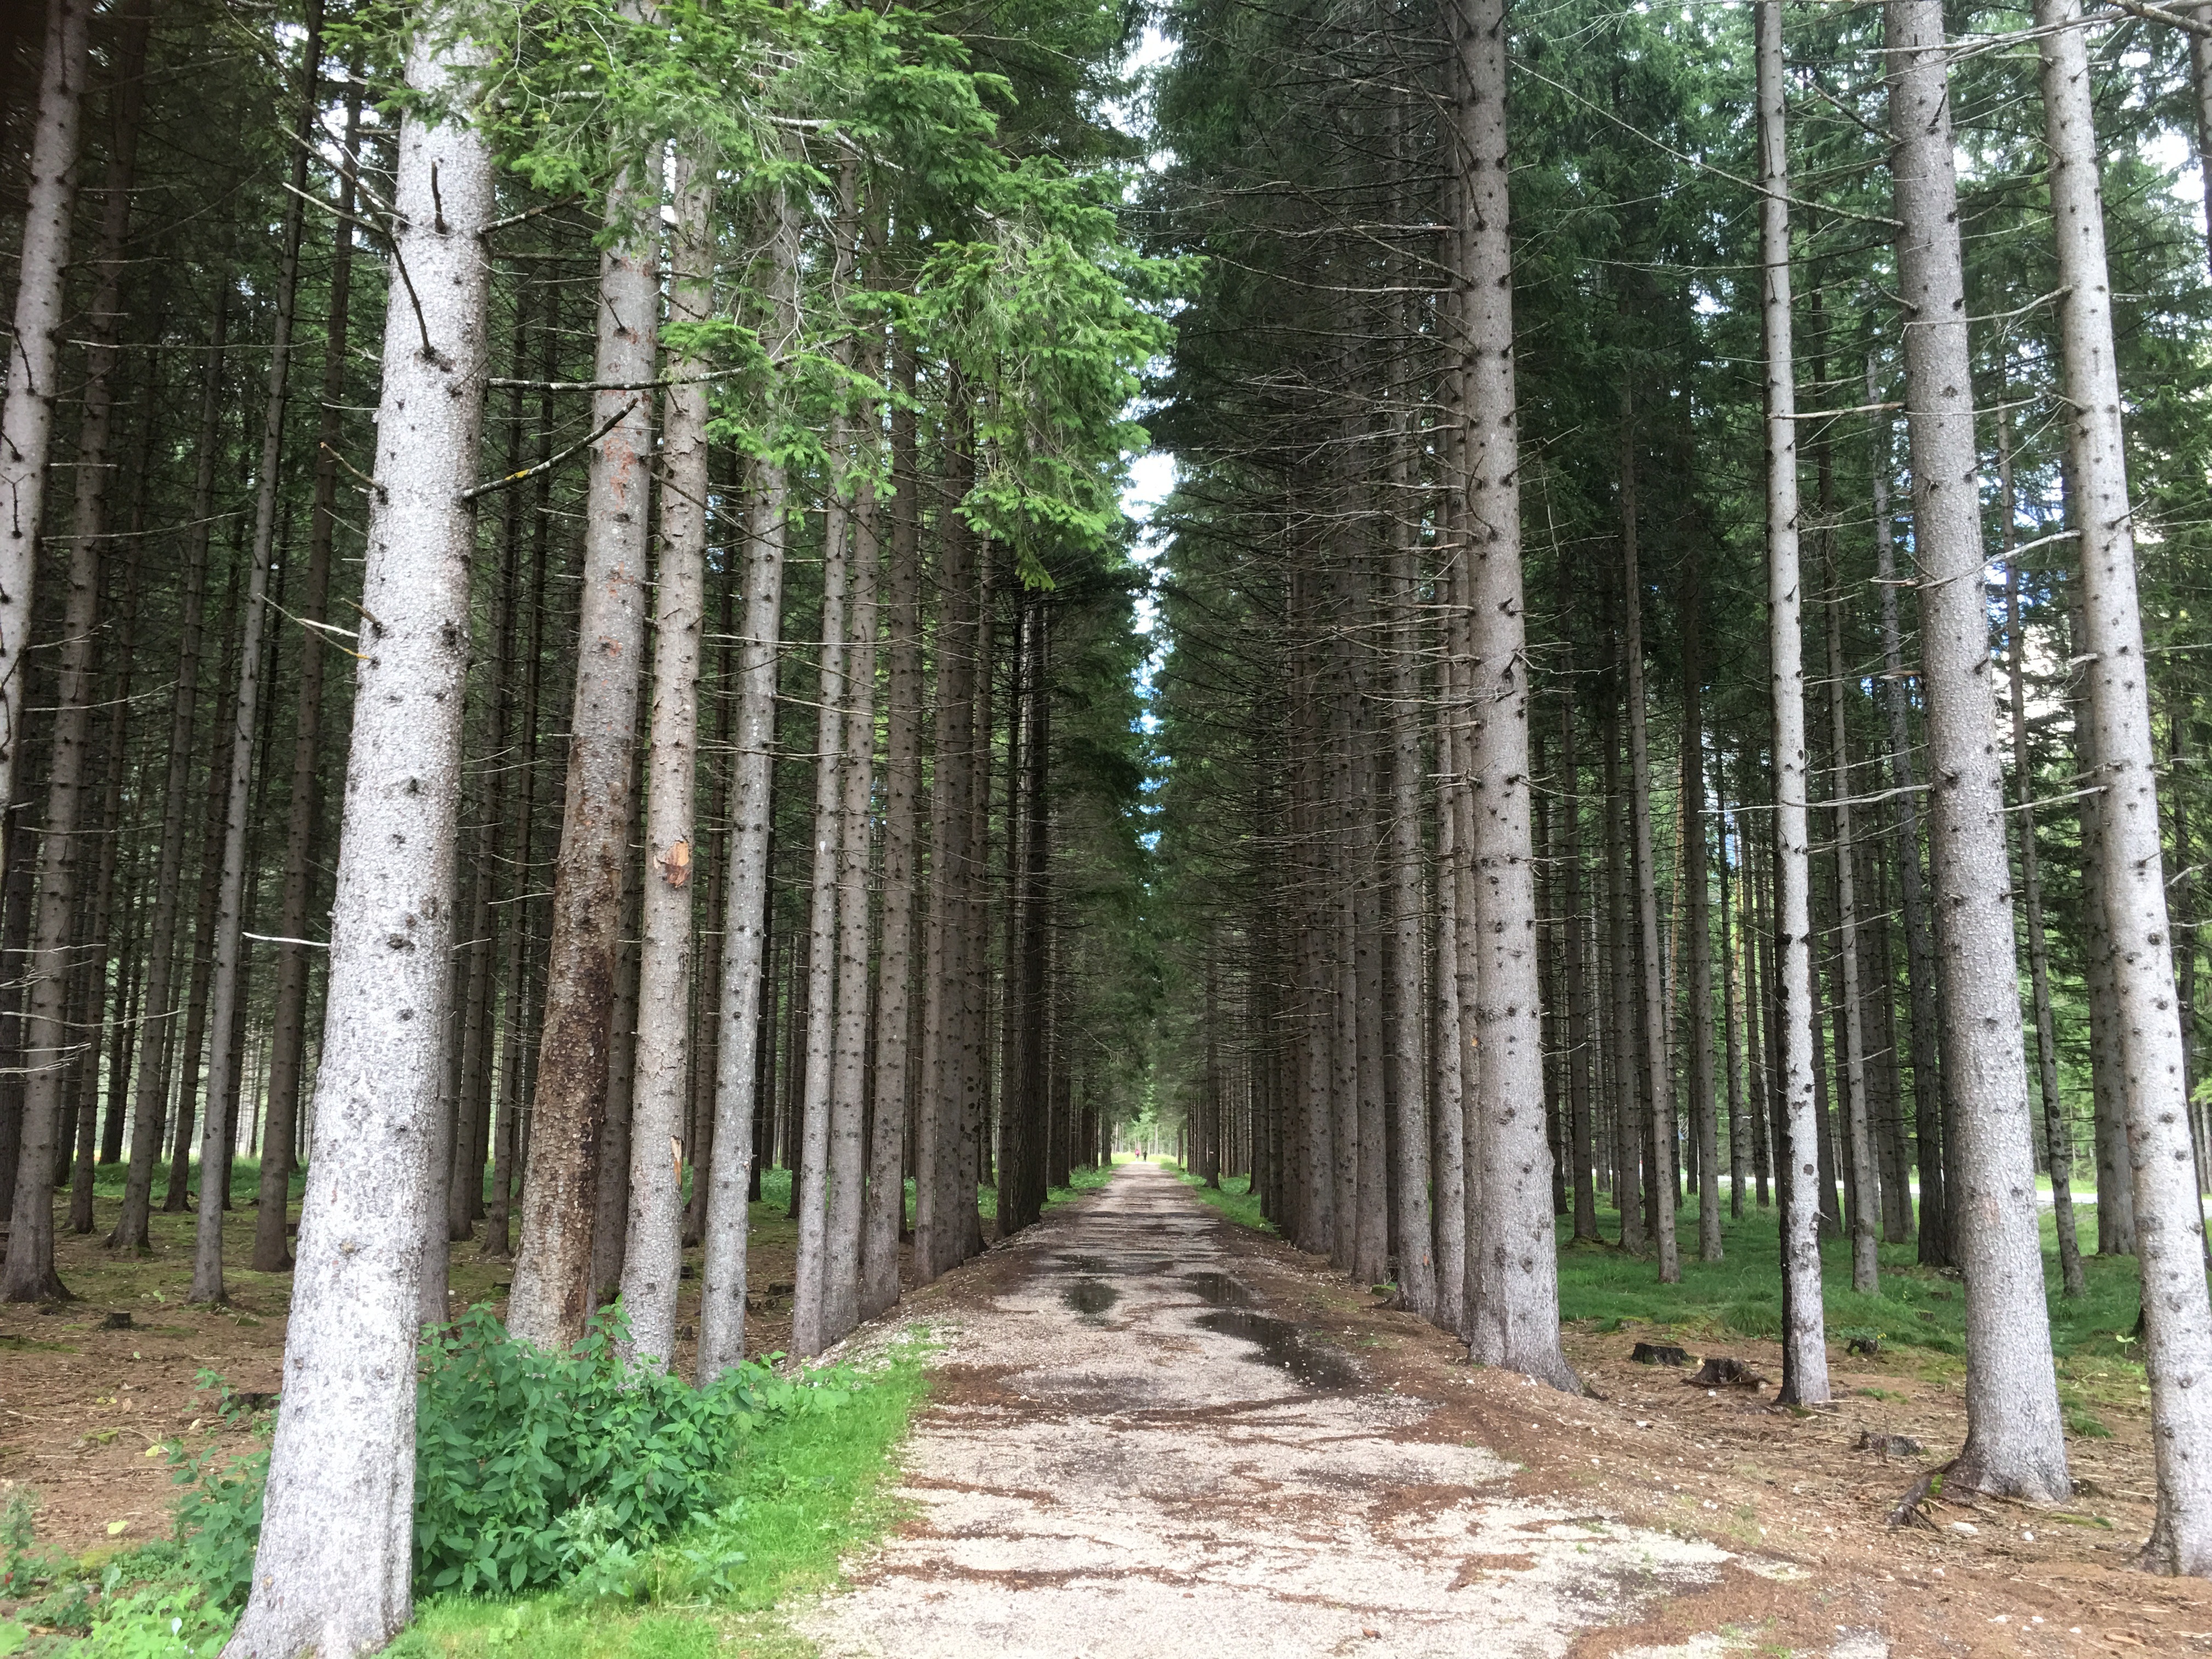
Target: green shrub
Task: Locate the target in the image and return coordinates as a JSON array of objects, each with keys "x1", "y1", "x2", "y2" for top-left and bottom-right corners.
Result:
[
  {"x1": 165, "y1": 1305, "x2": 848, "y2": 1611},
  {"x1": 75, "y1": 1581, "x2": 232, "y2": 1658},
  {"x1": 411, "y1": 1306, "x2": 799, "y2": 1598}
]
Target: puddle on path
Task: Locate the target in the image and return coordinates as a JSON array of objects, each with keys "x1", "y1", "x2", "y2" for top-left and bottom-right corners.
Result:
[
  {"x1": 1063, "y1": 1278, "x2": 1120, "y2": 1320},
  {"x1": 1197, "y1": 1307, "x2": 1361, "y2": 1391},
  {"x1": 1182, "y1": 1271, "x2": 1252, "y2": 1307}
]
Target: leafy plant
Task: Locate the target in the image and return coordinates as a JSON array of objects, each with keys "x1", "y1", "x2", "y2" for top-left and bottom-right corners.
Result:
[
  {"x1": 163, "y1": 1373, "x2": 273, "y2": 1611},
  {"x1": 411, "y1": 1304, "x2": 810, "y2": 1597},
  {"x1": 0, "y1": 1487, "x2": 37, "y2": 1595},
  {"x1": 74, "y1": 1582, "x2": 233, "y2": 1658}
]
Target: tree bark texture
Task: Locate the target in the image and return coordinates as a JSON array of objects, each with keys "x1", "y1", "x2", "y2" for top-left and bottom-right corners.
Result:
[
  {"x1": 1889, "y1": 0, "x2": 2068, "y2": 1503},
  {"x1": 508, "y1": 94, "x2": 662, "y2": 1351},
  {"x1": 224, "y1": 16, "x2": 494, "y2": 1647}
]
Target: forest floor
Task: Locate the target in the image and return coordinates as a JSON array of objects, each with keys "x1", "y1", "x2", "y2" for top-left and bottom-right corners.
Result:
[
  {"x1": 3, "y1": 1161, "x2": 2208, "y2": 1655},
  {"x1": 799, "y1": 1163, "x2": 2211, "y2": 1659},
  {"x1": 0, "y1": 1161, "x2": 825, "y2": 1556}
]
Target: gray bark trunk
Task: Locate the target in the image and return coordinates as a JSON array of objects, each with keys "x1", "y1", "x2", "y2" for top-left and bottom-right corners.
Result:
[
  {"x1": 1889, "y1": 0, "x2": 2068, "y2": 1502},
  {"x1": 0, "y1": 0, "x2": 91, "y2": 867},
  {"x1": 789, "y1": 405, "x2": 855, "y2": 1360},
  {"x1": 1824, "y1": 551, "x2": 1878, "y2": 1293},
  {"x1": 823, "y1": 425, "x2": 881, "y2": 1341},
  {"x1": 1997, "y1": 419, "x2": 2085, "y2": 1301},
  {"x1": 862, "y1": 339, "x2": 922, "y2": 1321},
  {"x1": 222, "y1": 12, "x2": 494, "y2": 1645},
  {"x1": 697, "y1": 187, "x2": 802, "y2": 1381},
  {"x1": 186, "y1": 9, "x2": 318, "y2": 1306},
  {"x1": 1683, "y1": 558, "x2": 1720, "y2": 1262},
  {"x1": 619, "y1": 152, "x2": 712, "y2": 1369},
  {"x1": 1387, "y1": 450, "x2": 1435, "y2": 1317},
  {"x1": 1618, "y1": 408, "x2": 1678, "y2": 1282},
  {"x1": 107, "y1": 289, "x2": 223, "y2": 1253},
  {"x1": 1454, "y1": 0, "x2": 1574, "y2": 1390},
  {"x1": 1867, "y1": 357, "x2": 1949, "y2": 1266},
  {"x1": 2038, "y1": 0, "x2": 2205, "y2": 1560},
  {"x1": 1757, "y1": 0, "x2": 1829, "y2": 1407},
  {"x1": 256, "y1": 59, "x2": 362, "y2": 1273}
]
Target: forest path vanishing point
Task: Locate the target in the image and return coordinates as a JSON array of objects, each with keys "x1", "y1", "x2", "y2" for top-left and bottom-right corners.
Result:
[{"x1": 802, "y1": 1164, "x2": 1875, "y2": 1659}]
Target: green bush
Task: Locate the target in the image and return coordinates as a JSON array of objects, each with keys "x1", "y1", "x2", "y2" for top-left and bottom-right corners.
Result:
[{"x1": 166, "y1": 1304, "x2": 848, "y2": 1611}]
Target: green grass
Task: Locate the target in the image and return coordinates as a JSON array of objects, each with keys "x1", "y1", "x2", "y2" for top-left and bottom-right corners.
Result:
[
  {"x1": 1549, "y1": 1196, "x2": 2142, "y2": 1365},
  {"x1": 1161, "y1": 1163, "x2": 1274, "y2": 1234}
]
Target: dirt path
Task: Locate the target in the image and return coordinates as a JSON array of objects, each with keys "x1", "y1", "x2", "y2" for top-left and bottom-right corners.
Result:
[{"x1": 802, "y1": 1164, "x2": 1855, "y2": 1659}]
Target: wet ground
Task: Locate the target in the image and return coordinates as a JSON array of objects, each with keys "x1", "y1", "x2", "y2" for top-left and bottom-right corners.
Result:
[{"x1": 800, "y1": 1164, "x2": 1823, "y2": 1659}]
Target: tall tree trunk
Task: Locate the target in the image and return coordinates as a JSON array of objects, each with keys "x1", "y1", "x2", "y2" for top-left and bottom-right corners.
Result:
[
  {"x1": 0, "y1": 0, "x2": 91, "y2": 863},
  {"x1": 915, "y1": 396, "x2": 979, "y2": 1284},
  {"x1": 255, "y1": 59, "x2": 362, "y2": 1272},
  {"x1": 107, "y1": 287, "x2": 224, "y2": 1252},
  {"x1": 697, "y1": 185, "x2": 802, "y2": 1380},
  {"x1": 1719, "y1": 763, "x2": 1746, "y2": 1218},
  {"x1": 1561, "y1": 686, "x2": 1598, "y2": 1242},
  {"x1": 618, "y1": 153, "x2": 711, "y2": 1369},
  {"x1": 481, "y1": 279, "x2": 558, "y2": 1263},
  {"x1": 50, "y1": 0, "x2": 150, "y2": 1243},
  {"x1": 1824, "y1": 547, "x2": 1877, "y2": 1293},
  {"x1": 1601, "y1": 673, "x2": 1643, "y2": 1250},
  {"x1": 185, "y1": 4, "x2": 319, "y2": 1306},
  {"x1": 224, "y1": 12, "x2": 494, "y2": 1644},
  {"x1": 2037, "y1": 0, "x2": 2203, "y2": 1558},
  {"x1": 1387, "y1": 450, "x2": 1435, "y2": 1315},
  {"x1": 862, "y1": 337, "x2": 923, "y2": 1321},
  {"x1": 447, "y1": 323, "x2": 520, "y2": 1247},
  {"x1": 1453, "y1": 0, "x2": 1575, "y2": 1390},
  {"x1": 166, "y1": 636, "x2": 235, "y2": 1214},
  {"x1": 1617, "y1": 405, "x2": 1678, "y2": 1283},
  {"x1": 789, "y1": 370, "x2": 856, "y2": 1361},
  {"x1": 1868, "y1": 357, "x2": 1947, "y2": 1266},
  {"x1": 507, "y1": 84, "x2": 662, "y2": 1349},
  {"x1": 822, "y1": 405, "x2": 881, "y2": 1341},
  {"x1": 1888, "y1": 0, "x2": 2068, "y2": 1502},
  {"x1": 1682, "y1": 554, "x2": 1720, "y2": 1262},
  {"x1": 1997, "y1": 420, "x2": 2085, "y2": 1301},
  {"x1": 1757, "y1": 0, "x2": 1829, "y2": 1407}
]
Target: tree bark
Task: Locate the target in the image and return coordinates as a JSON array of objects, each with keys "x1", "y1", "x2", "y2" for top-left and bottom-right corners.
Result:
[
  {"x1": 106, "y1": 287, "x2": 223, "y2": 1252},
  {"x1": 789, "y1": 368, "x2": 856, "y2": 1362},
  {"x1": 507, "y1": 72, "x2": 662, "y2": 1349},
  {"x1": 1824, "y1": 545, "x2": 1877, "y2": 1293},
  {"x1": 2037, "y1": 0, "x2": 2203, "y2": 1558},
  {"x1": 697, "y1": 184, "x2": 801, "y2": 1381},
  {"x1": 1889, "y1": 0, "x2": 2068, "y2": 1502},
  {"x1": 1867, "y1": 356, "x2": 1948, "y2": 1266},
  {"x1": 1561, "y1": 683, "x2": 1598, "y2": 1242},
  {"x1": 223, "y1": 10, "x2": 493, "y2": 1644},
  {"x1": 1682, "y1": 553, "x2": 1720, "y2": 1262},
  {"x1": 822, "y1": 394, "x2": 882, "y2": 1341},
  {"x1": 185, "y1": 5, "x2": 319, "y2": 1306},
  {"x1": 1453, "y1": 0, "x2": 1576, "y2": 1391},
  {"x1": 1386, "y1": 444, "x2": 1435, "y2": 1314},
  {"x1": 862, "y1": 337, "x2": 923, "y2": 1321},
  {"x1": 1998, "y1": 419, "x2": 2085, "y2": 1301},
  {"x1": 0, "y1": 0, "x2": 91, "y2": 865},
  {"x1": 618, "y1": 151, "x2": 712, "y2": 1369},
  {"x1": 1757, "y1": 0, "x2": 1829, "y2": 1407},
  {"x1": 1617, "y1": 405, "x2": 1678, "y2": 1283},
  {"x1": 255, "y1": 58, "x2": 362, "y2": 1273}
]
